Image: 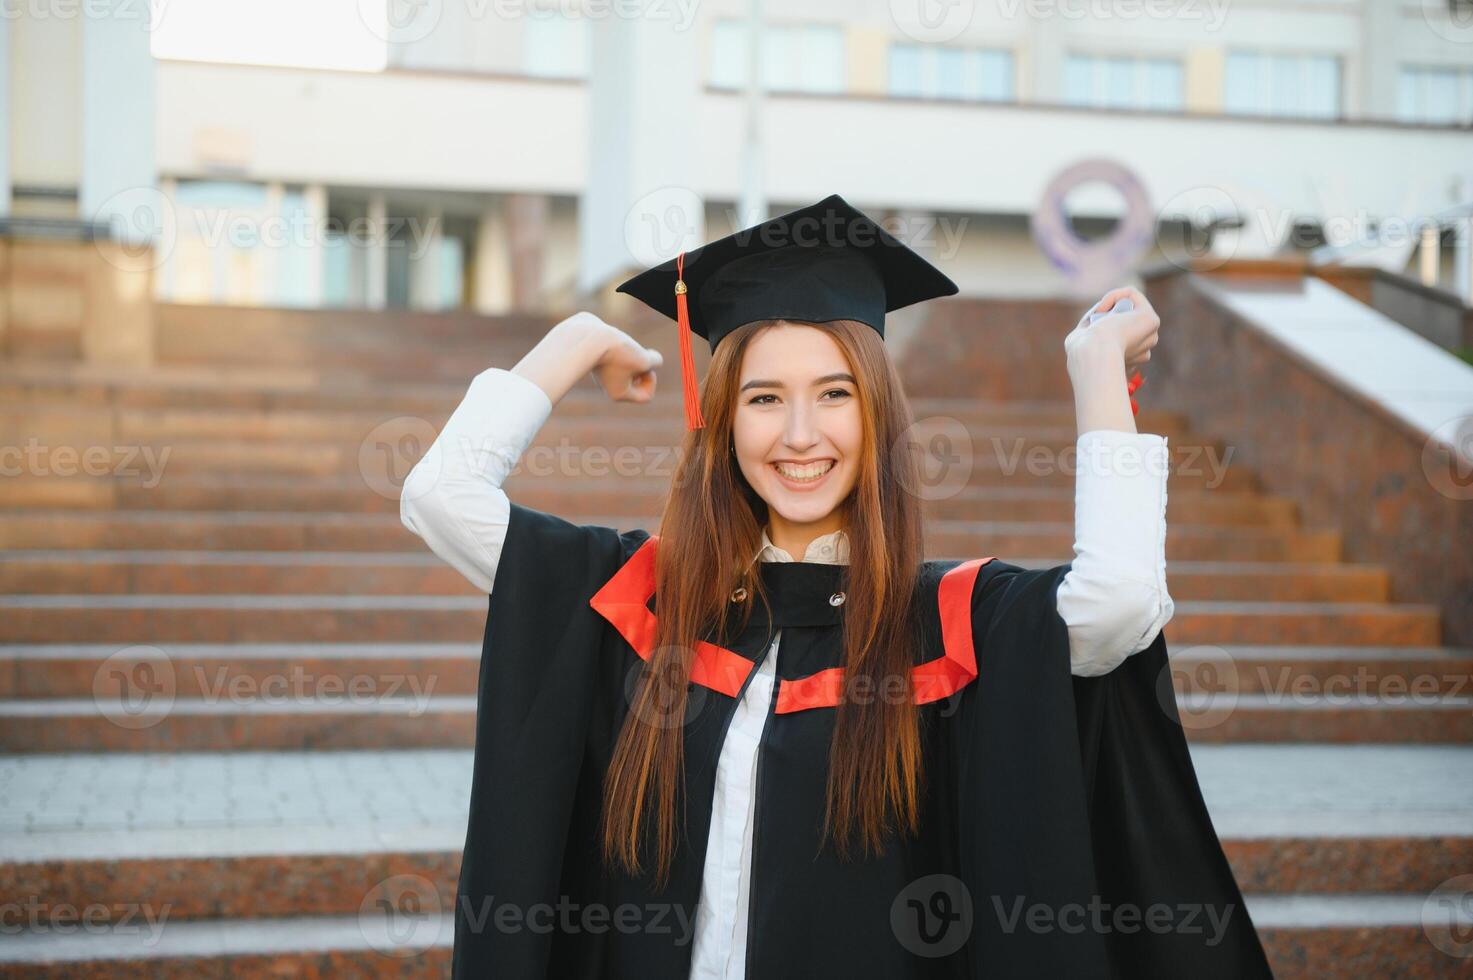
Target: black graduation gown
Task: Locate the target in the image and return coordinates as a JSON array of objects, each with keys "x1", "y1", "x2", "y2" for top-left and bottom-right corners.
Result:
[{"x1": 451, "y1": 502, "x2": 1273, "y2": 979}]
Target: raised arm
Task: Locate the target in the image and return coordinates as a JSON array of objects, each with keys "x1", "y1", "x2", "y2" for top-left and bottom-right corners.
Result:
[
  {"x1": 1055, "y1": 287, "x2": 1175, "y2": 676},
  {"x1": 399, "y1": 312, "x2": 663, "y2": 593}
]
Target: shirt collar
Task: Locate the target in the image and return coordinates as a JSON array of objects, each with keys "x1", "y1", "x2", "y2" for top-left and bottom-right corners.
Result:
[{"x1": 755, "y1": 526, "x2": 851, "y2": 566}]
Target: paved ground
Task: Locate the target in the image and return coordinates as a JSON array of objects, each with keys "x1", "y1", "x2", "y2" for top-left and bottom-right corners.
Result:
[{"x1": 4, "y1": 744, "x2": 1471, "y2": 863}]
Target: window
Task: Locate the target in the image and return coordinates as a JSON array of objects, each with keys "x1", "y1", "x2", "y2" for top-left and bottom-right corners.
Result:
[
  {"x1": 886, "y1": 43, "x2": 1013, "y2": 101},
  {"x1": 1224, "y1": 52, "x2": 1340, "y2": 120},
  {"x1": 1062, "y1": 54, "x2": 1183, "y2": 111},
  {"x1": 1398, "y1": 66, "x2": 1473, "y2": 125},
  {"x1": 710, "y1": 21, "x2": 845, "y2": 93},
  {"x1": 524, "y1": 13, "x2": 589, "y2": 79}
]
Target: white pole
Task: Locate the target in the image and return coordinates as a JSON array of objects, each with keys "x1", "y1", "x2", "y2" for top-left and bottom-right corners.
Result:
[
  {"x1": 1456, "y1": 214, "x2": 1472, "y2": 306},
  {"x1": 1420, "y1": 223, "x2": 1441, "y2": 290},
  {"x1": 737, "y1": 0, "x2": 766, "y2": 228},
  {"x1": 366, "y1": 193, "x2": 388, "y2": 310}
]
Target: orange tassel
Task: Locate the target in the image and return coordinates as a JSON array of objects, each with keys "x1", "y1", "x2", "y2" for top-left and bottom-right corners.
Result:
[
  {"x1": 1127, "y1": 370, "x2": 1143, "y2": 416},
  {"x1": 675, "y1": 252, "x2": 705, "y2": 430}
]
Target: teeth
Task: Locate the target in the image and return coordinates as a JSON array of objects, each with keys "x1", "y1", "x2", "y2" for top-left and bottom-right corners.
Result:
[{"x1": 774, "y1": 460, "x2": 834, "y2": 481}]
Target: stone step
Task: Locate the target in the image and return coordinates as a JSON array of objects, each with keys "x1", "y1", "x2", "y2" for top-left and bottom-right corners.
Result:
[
  {"x1": 1174, "y1": 693, "x2": 1472, "y2": 743},
  {"x1": 153, "y1": 338, "x2": 539, "y2": 374},
  {"x1": 1169, "y1": 601, "x2": 1441, "y2": 648},
  {"x1": 0, "y1": 512, "x2": 1323, "y2": 559},
  {"x1": 1170, "y1": 645, "x2": 1473, "y2": 695},
  {"x1": 1, "y1": 688, "x2": 1465, "y2": 751},
  {"x1": 0, "y1": 474, "x2": 1302, "y2": 528},
  {"x1": 0, "y1": 370, "x2": 1193, "y2": 431},
  {"x1": 5, "y1": 435, "x2": 1254, "y2": 492},
  {"x1": 0, "y1": 371, "x2": 509, "y2": 415},
  {"x1": 6, "y1": 641, "x2": 1466, "y2": 700},
  {"x1": 0, "y1": 366, "x2": 634, "y2": 416},
  {"x1": 1255, "y1": 897, "x2": 1473, "y2": 980},
  {"x1": 4, "y1": 405, "x2": 1200, "y2": 448},
  {"x1": 0, "y1": 911, "x2": 1461, "y2": 980},
  {"x1": 0, "y1": 915, "x2": 450, "y2": 979},
  {"x1": 154, "y1": 301, "x2": 562, "y2": 345},
  {"x1": 4, "y1": 746, "x2": 1468, "y2": 890},
  {"x1": 4, "y1": 838, "x2": 1465, "y2": 925},
  {"x1": 1, "y1": 746, "x2": 1467, "y2": 977},
  {"x1": 0, "y1": 643, "x2": 480, "y2": 699},
  {"x1": 0, "y1": 595, "x2": 488, "y2": 644},
  {"x1": 0, "y1": 552, "x2": 1389, "y2": 603},
  {"x1": 505, "y1": 461, "x2": 1258, "y2": 492},
  {"x1": 0, "y1": 695, "x2": 479, "y2": 752},
  {"x1": 0, "y1": 595, "x2": 1437, "y2": 646},
  {"x1": 2, "y1": 365, "x2": 1184, "y2": 429}
]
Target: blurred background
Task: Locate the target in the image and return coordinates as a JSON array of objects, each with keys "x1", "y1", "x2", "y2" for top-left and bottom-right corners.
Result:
[{"x1": 1, "y1": 0, "x2": 1472, "y2": 976}]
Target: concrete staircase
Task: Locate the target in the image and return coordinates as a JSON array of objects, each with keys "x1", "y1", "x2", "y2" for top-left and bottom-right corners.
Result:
[{"x1": 1, "y1": 303, "x2": 1470, "y2": 977}]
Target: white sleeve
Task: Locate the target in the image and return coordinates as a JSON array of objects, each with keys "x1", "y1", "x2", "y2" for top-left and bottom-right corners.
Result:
[
  {"x1": 399, "y1": 367, "x2": 553, "y2": 594},
  {"x1": 1056, "y1": 429, "x2": 1175, "y2": 677}
]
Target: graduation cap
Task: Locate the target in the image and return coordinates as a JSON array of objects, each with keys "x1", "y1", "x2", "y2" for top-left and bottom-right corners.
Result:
[{"x1": 616, "y1": 193, "x2": 958, "y2": 431}]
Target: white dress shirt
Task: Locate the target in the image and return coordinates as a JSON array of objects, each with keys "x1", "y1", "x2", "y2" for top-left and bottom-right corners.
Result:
[
  {"x1": 685, "y1": 526, "x2": 845, "y2": 980},
  {"x1": 401, "y1": 366, "x2": 1175, "y2": 978}
]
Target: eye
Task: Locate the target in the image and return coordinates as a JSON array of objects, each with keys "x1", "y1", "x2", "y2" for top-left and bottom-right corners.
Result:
[
  {"x1": 821, "y1": 388, "x2": 853, "y2": 400},
  {"x1": 748, "y1": 393, "x2": 778, "y2": 405}
]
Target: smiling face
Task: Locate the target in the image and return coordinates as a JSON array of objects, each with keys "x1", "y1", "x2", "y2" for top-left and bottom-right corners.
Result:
[{"x1": 732, "y1": 322, "x2": 865, "y2": 550}]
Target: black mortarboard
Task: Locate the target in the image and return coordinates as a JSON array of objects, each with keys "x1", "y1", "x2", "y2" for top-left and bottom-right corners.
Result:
[{"x1": 616, "y1": 193, "x2": 958, "y2": 430}]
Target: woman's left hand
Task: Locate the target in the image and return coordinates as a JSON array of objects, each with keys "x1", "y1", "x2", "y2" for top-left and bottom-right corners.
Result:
[
  {"x1": 1063, "y1": 286, "x2": 1161, "y2": 434},
  {"x1": 1063, "y1": 286, "x2": 1160, "y2": 373}
]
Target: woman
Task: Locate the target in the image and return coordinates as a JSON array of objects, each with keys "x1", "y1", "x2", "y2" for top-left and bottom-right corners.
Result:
[{"x1": 401, "y1": 195, "x2": 1270, "y2": 979}]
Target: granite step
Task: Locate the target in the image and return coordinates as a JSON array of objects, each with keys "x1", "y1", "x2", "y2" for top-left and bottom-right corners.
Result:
[
  {"x1": 0, "y1": 551, "x2": 1389, "y2": 603},
  {"x1": 0, "y1": 512, "x2": 1323, "y2": 559},
  {"x1": 1, "y1": 437, "x2": 1256, "y2": 492},
  {"x1": 1, "y1": 910, "x2": 1463, "y2": 980},
  {"x1": 1, "y1": 687, "x2": 1466, "y2": 751},
  {"x1": 4, "y1": 405, "x2": 1198, "y2": 448},
  {"x1": 0, "y1": 365, "x2": 1181, "y2": 429},
  {"x1": 0, "y1": 695, "x2": 479, "y2": 752},
  {"x1": 0, "y1": 595, "x2": 1439, "y2": 646},
  {"x1": 0, "y1": 474, "x2": 1301, "y2": 528},
  {"x1": 0, "y1": 643, "x2": 481, "y2": 699},
  {"x1": 1, "y1": 746, "x2": 1467, "y2": 977},
  {"x1": 5, "y1": 642, "x2": 1467, "y2": 700}
]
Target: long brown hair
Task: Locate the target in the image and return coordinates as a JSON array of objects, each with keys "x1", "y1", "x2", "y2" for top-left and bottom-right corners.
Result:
[{"x1": 600, "y1": 318, "x2": 927, "y2": 887}]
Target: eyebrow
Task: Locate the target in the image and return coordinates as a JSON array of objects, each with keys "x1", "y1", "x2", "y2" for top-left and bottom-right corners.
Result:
[{"x1": 739, "y1": 372, "x2": 856, "y2": 393}]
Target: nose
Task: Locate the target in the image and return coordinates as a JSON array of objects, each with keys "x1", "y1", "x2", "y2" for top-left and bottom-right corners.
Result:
[{"x1": 783, "y1": 401, "x2": 820, "y2": 452}]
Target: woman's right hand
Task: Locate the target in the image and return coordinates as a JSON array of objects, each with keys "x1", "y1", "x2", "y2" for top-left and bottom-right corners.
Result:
[
  {"x1": 587, "y1": 318, "x2": 663, "y2": 404},
  {"x1": 513, "y1": 311, "x2": 662, "y2": 407}
]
